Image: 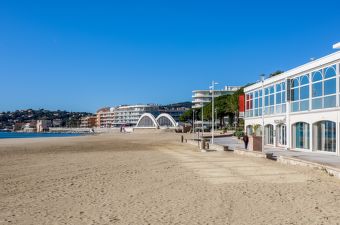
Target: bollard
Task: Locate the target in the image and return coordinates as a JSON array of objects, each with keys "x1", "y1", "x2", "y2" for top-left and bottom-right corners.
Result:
[
  {"x1": 200, "y1": 139, "x2": 206, "y2": 150},
  {"x1": 181, "y1": 135, "x2": 184, "y2": 143}
]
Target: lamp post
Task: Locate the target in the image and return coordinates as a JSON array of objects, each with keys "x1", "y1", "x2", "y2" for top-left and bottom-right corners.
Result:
[
  {"x1": 210, "y1": 81, "x2": 218, "y2": 144},
  {"x1": 260, "y1": 74, "x2": 265, "y2": 152},
  {"x1": 201, "y1": 103, "x2": 204, "y2": 137},
  {"x1": 192, "y1": 109, "x2": 195, "y2": 133}
]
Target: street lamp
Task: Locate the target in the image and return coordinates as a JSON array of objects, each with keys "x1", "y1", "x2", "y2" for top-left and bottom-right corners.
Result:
[
  {"x1": 192, "y1": 109, "x2": 195, "y2": 133},
  {"x1": 260, "y1": 74, "x2": 265, "y2": 152},
  {"x1": 210, "y1": 81, "x2": 219, "y2": 144},
  {"x1": 201, "y1": 103, "x2": 204, "y2": 137}
]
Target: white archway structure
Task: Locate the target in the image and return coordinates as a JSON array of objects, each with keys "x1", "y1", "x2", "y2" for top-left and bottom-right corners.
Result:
[
  {"x1": 156, "y1": 113, "x2": 177, "y2": 127},
  {"x1": 136, "y1": 113, "x2": 159, "y2": 128}
]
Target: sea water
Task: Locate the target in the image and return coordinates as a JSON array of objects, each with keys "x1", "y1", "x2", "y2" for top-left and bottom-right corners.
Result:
[{"x1": 0, "y1": 132, "x2": 84, "y2": 139}]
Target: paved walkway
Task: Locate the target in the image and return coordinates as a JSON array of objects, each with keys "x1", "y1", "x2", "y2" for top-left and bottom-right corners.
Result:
[{"x1": 214, "y1": 136, "x2": 340, "y2": 169}]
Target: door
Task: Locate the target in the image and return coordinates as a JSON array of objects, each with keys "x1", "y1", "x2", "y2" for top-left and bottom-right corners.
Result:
[{"x1": 277, "y1": 124, "x2": 287, "y2": 146}]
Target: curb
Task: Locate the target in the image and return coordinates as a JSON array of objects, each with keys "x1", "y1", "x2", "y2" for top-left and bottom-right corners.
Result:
[
  {"x1": 233, "y1": 149, "x2": 267, "y2": 158},
  {"x1": 277, "y1": 156, "x2": 340, "y2": 179},
  {"x1": 183, "y1": 139, "x2": 340, "y2": 180}
]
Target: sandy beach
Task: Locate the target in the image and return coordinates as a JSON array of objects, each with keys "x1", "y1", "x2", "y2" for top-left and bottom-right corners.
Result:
[{"x1": 1, "y1": 132, "x2": 340, "y2": 225}]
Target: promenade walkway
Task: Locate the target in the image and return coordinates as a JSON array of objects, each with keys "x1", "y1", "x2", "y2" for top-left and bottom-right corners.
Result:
[{"x1": 214, "y1": 136, "x2": 340, "y2": 170}]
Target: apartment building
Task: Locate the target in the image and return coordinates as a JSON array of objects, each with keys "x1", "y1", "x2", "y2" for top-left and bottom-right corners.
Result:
[{"x1": 192, "y1": 85, "x2": 241, "y2": 109}]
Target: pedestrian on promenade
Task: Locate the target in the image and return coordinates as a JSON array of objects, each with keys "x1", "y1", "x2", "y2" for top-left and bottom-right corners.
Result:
[{"x1": 243, "y1": 133, "x2": 249, "y2": 149}]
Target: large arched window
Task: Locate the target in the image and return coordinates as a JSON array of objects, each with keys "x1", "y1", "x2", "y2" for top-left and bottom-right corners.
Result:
[
  {"x1": 275, "y1": 81, "x2": 286, "y2": 114},
  {"x1": 313, "y1": 121, "x2": 336, "y2": 153},
  {"x1": 245, "y1": 92, "x2": 254, "y2": 118},
  {"x1": 291, "y1": 75, "x2": 309, "y2": 112},
  {"x1": 264, "y1": 124, "x2": 274, "y2": 145},
  {"x1": 292, "y1": 122, "x2": 310, "y2": 149},
  {"x1": 264, "y1": 86, "x2": 274, "y2": 115},
  {"x1": 312, "y1": 65, "x2": 336, "y2": 109}
]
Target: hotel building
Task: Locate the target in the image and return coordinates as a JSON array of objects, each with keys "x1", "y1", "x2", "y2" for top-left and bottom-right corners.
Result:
[
  {"x1": 244, "y1": 46, "x2": 340, "y2": 155},
  {"x1": 192, "y1": 86, "x2": 241, "y2": 109},
  {"x1": 80, "y1": 116, "x2": 97, "y2": 128},
  {"x1": 96, "y1": 107, "x2": 115, "y2": 128},
  {"x1": 113, "y1": 104, "x2": 159, "y2": 126}
]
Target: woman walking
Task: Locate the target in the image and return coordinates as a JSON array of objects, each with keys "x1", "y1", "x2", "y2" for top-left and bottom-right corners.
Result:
[{"x1": 243, "y1": 133, "x2": 249, "y2": 149}]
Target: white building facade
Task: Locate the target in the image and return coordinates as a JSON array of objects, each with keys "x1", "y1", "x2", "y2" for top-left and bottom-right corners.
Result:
[
  {"x1": 244, "y1": 50, "x2": 340, "y2": 155},
  {"x1": 113, "y1": 105, "x2": 159, "y2": 126},
  {"x1": 192, "y1": 86, "x2": 241, "y2": 109}
]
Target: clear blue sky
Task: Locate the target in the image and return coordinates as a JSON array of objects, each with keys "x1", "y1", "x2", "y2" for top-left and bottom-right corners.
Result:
[{"x1": 1, "y1": 0, "x2": 339, "y2": 112}]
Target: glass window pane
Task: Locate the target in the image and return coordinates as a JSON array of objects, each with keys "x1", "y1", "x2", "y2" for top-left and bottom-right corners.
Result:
[
  {"x1": 282, "y1": 82, "x2": 286, "y2": 90},
  {"x1": 282, "y1": 91, "x2": 286, "y2": 103},
  {"x1": 255, "y1": 91, "x2": 258, "y2": 98},
  {"x1": 300, "y1": 75, "x2": 309, "y2": 85},
  {"x1": 291, "y1": 88, "x2": 299, "y2": 101},
  {"x1": 312, "y1": 98, "x2": 322, "y2": 109},
  {"x1": 312, "y1": 82, "x2": 322, "y2": 97},
  {"x1": 312, "y1": 71, "x2": 322, "y2": 82},
  {"x1": 291, "y1": 102, "x2": 299, "y2": 112},
  {"x1": 276, "y1": 83, "x2": 281, "y2": 92},
  {"x1": 255, "y1": 99, "x2": 258, "y2": 108},
  {"x1": 324, "y1": 66, "x2": 336, "y2": 79},
  {"x1": 300, "y1": 86, "x2": 309, "y2": 100},
  {"x1": 265, "y1": 88, "x2": 269, "y2": 95},
  {"x1": 300, "y1": 100, "x2": 309, "y2": 111},
  {"x1": 282, "y1": 103, "x2": 286, "y2": 113},
  {"x1": 276, "y1": 93, "x2": 281, "y2": 104},
  {"x1": 276, "y1": 104, "x2": 282, "y2": 114},
  {"x1": 270, "y1": 86, "x2": 274, "y2": 94},
  {"x1": 324, "y1": 95, "x2": 336, "y2": 108},
  {"x1": 324, "y1": 78, "x2": 336, "y2": 95},
  {"x1": 270, "y1": 94, "x2": 274, "y2": 105},
  {"x1": 292, "y1": 78, "x2": 299, "y2": 88}
]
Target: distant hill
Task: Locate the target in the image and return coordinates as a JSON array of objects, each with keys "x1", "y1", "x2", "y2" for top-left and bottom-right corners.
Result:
[{"x1": 0, "y1": 109, "x2": 93, "y2": 129}]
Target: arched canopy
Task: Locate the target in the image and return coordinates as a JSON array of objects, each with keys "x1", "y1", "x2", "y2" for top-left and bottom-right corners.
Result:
[
  {"x1": 156, "y1": 113, "x2": 177, "y2": 127},
  {"x1": 136, "y1": 113, "x2": 158, "y2": 128}
]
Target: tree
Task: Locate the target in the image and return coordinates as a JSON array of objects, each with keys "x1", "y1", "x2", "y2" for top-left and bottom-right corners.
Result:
[
  {"x1": 269, "y1": 70, "x2": 284, "y2": 77},
  {"x1": 179, "y1": 109, "x2": 193, "y2": 122}
]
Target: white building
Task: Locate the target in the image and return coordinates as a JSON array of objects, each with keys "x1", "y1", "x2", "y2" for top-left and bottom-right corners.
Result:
[
  {"x1": 113, "y1": 105, "x2": 159, "y2": 126},
  {"x1": 36, "y1": 120, "x2": 52, "y2": 132},
  {"x1": 244, "y1": 45, "x2": 340, "y2": 155},
  {"x1": 192, "y1": 86, "x2": 241, "y2": 109}
]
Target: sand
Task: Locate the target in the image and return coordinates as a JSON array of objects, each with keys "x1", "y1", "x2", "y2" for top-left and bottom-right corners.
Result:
[{"x1": 1, "y1": 132, "x2": 340, "y2": 225}]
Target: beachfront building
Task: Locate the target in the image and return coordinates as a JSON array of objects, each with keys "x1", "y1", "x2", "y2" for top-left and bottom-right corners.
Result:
[
  {"x1": 113, "y1": 104, "x2": 159, "y2": 126},
  {"x1": 96, "y1": 103, "x2": 189, "y2": 128},
  {"x1": 192, "y1": 85, "x2": 241, "y2": 109},
  {"x1": 80, "y1": 116, "x2": 97, "y2": 128},
  {"x1": 36, "y1": 120, "x2": 52, "y2": 132},
  {"x1": 244, "y1": 45, "x2": 340, "y2": 155},
  {"x1": 96, "y1": 107, "x2": 115, "y2": 128}
]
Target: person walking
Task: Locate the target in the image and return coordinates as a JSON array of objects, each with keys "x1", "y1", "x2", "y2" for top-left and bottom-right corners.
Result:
[{"x1": 243, "y1": 133, "x2": 249, "y2": 149}]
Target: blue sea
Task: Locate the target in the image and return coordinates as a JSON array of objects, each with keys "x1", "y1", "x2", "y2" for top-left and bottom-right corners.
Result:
[{"x1": 0, "y1": 132, "x2": 84, "y2": 139}]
